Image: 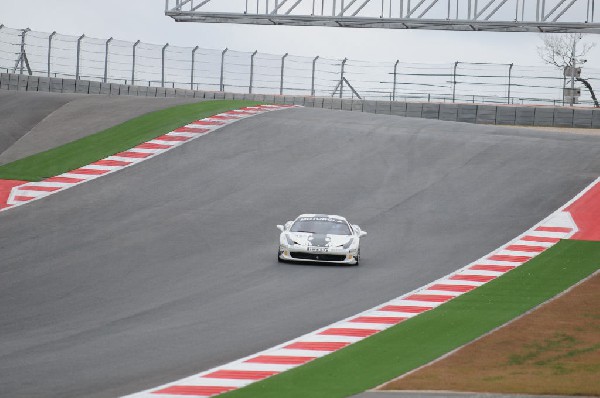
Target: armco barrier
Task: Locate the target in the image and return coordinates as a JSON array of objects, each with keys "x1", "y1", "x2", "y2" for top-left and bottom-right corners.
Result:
[{"x1": 2, "y1": 72, "x2": 600, "y2": 129}]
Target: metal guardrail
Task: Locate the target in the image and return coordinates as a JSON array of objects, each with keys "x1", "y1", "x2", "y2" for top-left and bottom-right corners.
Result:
[{"x1": 3, "y1": 72, "x2": 600, "y2": 129}]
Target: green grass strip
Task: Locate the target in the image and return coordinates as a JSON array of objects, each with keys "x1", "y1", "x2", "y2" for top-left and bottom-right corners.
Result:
[
  {"x1": 0, "y1": 100, "x2": 262, "y2": 181},
  {"x1": 223, "y1": 239, "x2": 600, "y2": 398}
]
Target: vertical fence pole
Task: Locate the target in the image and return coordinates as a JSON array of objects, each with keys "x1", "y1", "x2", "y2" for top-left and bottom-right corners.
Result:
[
  {"x1": 452, "y1": 61, "x2": 459, "y2": 103},
  {"x1": 17, "y1": 28, "x2": 30, "y2": 75},
  {"x1": 191, "y1": 46, "x2": 199, "y2": 90},
  {"x1": 393, "y1": 59, "x2": 399, "y2": 101},
  {"x1": 132, "y1": 40, "x2": 140, "y2": 86},
  {"x1": 311, "y1": 55, "x2": 319, "y2": 96},
  {"x1": 249, "y1": 50, "x2": 257, "y2": 94},
  {"x1": 570, "y1": 35, "x2": 577, "y2": 107},
  {"x1": 280, "y1": 53, "x2": 288, "y2": 95},
  {"x1": 76, "y1": 34, "x2": 85, "y2": 80},
  {"x1": 562, "y1": 74, "x2": 566, "y2": 106},
  {"x1": 48, "y1": 31, "x2": 56, "y2": 77},
  {"x1": 162, "y1": 43, "x2": 169, "y2": 88},
  {"x1": 507, "y1": 63, "x2": 513, "y2": 105},
  {"x1": 104, "y1": 37, "x2": 113, "y2": 83},
  {"x1": 340, "y1": 58, "x2": 347, "y2": 98},
  {"x1": 220, "y1": 48, "x2": 228, "y2": 91}
]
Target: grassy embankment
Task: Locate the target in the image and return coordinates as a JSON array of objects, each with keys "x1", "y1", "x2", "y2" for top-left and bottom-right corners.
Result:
[
  {"x1": 0, "y1": 100, "x2": 262, "y2": 181},
  {"x1": 383, "y1": 267, "x2": 600, "y2": 396}
]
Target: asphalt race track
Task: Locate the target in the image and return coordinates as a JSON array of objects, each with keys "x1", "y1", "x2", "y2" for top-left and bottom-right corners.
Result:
[{"x1": 1, "y1": 97, "x2": 600, "y2": 398}]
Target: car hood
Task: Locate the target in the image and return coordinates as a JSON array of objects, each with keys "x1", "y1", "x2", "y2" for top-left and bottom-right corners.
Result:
[{"x1": 287, "y1": 232, "x2": 353, "y2": 247}]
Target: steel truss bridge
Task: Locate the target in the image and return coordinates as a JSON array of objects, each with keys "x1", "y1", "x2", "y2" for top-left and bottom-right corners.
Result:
[{"x1": 165, "y1": 0, "x2": 600, "y2": 33}]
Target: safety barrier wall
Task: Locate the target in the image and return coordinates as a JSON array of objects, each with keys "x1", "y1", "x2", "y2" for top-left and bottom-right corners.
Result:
[{"x1": 3, "y1": 72, "x2": 600, "y2": 129}]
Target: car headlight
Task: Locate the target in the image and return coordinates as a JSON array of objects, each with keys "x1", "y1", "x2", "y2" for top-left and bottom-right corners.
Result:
[
  {"x1": 342, "y1": 238, "x2": 354, "y2": 249},
  {"x1": 285, "y1": 234, "x2": 297, "y2": 246}
]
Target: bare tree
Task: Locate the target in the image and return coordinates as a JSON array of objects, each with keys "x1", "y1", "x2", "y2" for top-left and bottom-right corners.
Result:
[
  {"x1": 538, "y1": 33, "x2": 598, "y2": 107},
  {"x1": 537, "y1": 33, "x2": 594, "y2": 68}
]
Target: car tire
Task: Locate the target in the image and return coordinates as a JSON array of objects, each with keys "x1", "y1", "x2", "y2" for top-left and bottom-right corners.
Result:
[
  {"x1": 277, "y1": 251, "x2": 284, "y2": 263},
  {"x1": 354, "y1": 249, "x2": 360, "y2": 266}
]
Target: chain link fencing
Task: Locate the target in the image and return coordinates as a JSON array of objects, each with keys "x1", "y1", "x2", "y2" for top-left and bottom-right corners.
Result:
[{"x1": 1, "y1": 25, "x2": 599, "y2": 106}]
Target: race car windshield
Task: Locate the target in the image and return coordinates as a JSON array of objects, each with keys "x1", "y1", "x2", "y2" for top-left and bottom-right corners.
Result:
[{"x1": 290, "y1": 218, "x2": 351, "y2": 235}]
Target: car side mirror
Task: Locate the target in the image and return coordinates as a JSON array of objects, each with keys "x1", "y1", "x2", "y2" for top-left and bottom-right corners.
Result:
[
  {"x1": 359, "y1": 231, "x2": 367, "y2": 238},
  {"x1": 277, "y1": 225, "x2": 284, "y2": 232}
]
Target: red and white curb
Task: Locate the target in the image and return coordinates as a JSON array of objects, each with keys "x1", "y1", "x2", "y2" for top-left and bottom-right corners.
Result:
[
  {"x1": 123, "y1": 177, "x2": 600, "y2": 398},
  {"x1": 0, "y1": 105, "x2": 297, "y2": 212}
]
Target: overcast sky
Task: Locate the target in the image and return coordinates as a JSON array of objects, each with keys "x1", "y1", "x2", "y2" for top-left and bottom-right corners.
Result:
[{"x1": 3, "y1": 0, "x2": 599, "y2": 68}]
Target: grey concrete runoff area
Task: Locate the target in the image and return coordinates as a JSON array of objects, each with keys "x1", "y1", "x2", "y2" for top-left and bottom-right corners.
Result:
[
  {"x1": 3, "y1": 72, "x2": 600, "y2": 129},
  {"x1": 0, "y1": 94, "x2": 600, "y2": 398}
]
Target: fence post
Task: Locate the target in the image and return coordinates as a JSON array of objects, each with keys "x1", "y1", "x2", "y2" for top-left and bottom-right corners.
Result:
[
  {"x1": 191, "y1": 46, "x2": 199, "y2": 90},
  {"x1": 507, "y1": 63, "x2": 513, "y2": 105},
  {"x1": 132, "y1": 40, "x2": 140, "y2": 86},
  {"x1": 17, "y1": 28, "x2": 30, "y2": 75},
  {"x1": 162, "y1": 43, "x2": 169, "y2": 88},
  {"x1": 76, "y1": 34, "x2": 85, "y2": 80},
  {"x1": 393, "y1": 59, "x2": 399, "y2": 101},
  {"x1": 452, "y1": 61, "x2": 459, "y2": 103},
  {"x1": 280, "y1": 53, "x2": 288, "y2": 95},
  {"x1": 340, "y1": 58, "x2": 347, "y2": 98},
  {"x1": 104, "y1": 37, "x2": 113, "y2": 83},
  {"x1": 48, "y1": 31, "x2": 56, "y2": 77},
  {"x1": 249, "y1": 50, "x2": 257, "y2": 94},
  {"x1": 311, "y1": 55, "x2": 319, "y2": 96},
  {"x1": 220, "y1": 48, "x2": 228, "y2": 91}
]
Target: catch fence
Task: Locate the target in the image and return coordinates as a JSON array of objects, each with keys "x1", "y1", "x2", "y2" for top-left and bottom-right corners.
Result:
[{"x1": 1, "y1": 25, "x2": 599, "y2": 106}]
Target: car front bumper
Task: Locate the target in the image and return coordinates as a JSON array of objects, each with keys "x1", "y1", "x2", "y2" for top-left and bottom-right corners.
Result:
[{"x1": 279, "y1": 246, "x2": 358, "y2": 265}]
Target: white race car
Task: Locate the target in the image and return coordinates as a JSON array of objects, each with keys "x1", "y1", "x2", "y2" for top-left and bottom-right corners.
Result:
[{"x1": 277, "y1": 214, "x2": 367, "y2": 265}]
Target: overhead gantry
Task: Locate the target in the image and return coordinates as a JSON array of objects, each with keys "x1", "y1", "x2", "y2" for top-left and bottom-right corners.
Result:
[{"x1": 165, "y1": 0, "x2": 600, "y2": 33}]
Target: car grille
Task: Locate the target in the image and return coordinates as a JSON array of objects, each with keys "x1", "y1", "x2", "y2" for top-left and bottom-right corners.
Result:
[{"x1": 290, "y1": 252, "x2": 347, "y2": 262}]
